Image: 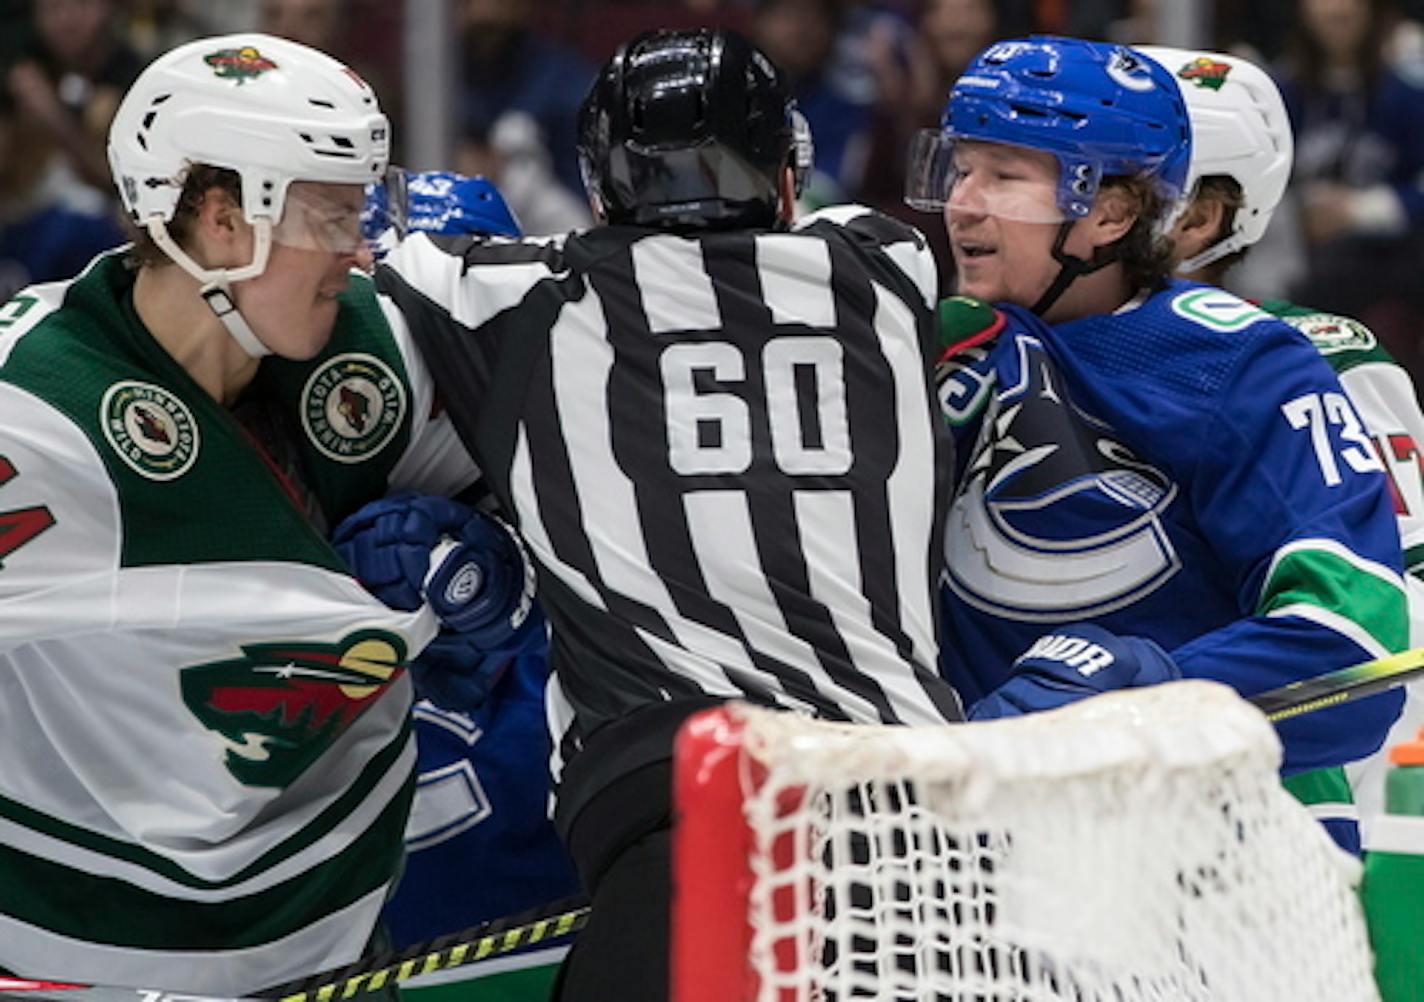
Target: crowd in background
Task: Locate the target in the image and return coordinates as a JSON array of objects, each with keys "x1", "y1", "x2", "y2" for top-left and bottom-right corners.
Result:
[{"x1": 5, "y1": 0, "x2": 1424, "y2": 391}]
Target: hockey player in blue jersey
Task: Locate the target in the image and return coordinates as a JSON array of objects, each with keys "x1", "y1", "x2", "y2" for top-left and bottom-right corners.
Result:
[{"x1": 910, "y1": 37, "x2": 1408, "y2": 779}]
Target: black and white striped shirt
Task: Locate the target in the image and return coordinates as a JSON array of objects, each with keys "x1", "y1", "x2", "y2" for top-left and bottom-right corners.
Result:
[{"x1": 375, "y1": 205, "x2": 962, "y2": 823}]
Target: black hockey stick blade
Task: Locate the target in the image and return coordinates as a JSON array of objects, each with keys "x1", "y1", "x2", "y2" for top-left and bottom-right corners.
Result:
[
  {"x1": 1248, "y1": 646, "x2": 1424, "y2": 722},
  {"x1": 260, "y1": 896, "x2": 590, "y2": 1002}
]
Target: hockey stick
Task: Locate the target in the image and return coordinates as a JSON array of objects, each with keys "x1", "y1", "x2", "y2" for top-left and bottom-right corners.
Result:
[
  {"x1": 1248, "y1": 645, "x2": 1424, "y2": 722},
  {"x1": 259, "y1": 895, "x2": 589, "y2": 1002},
  {"x1": 0, "y1": 898, "x2": 588, "y2": 1002}
]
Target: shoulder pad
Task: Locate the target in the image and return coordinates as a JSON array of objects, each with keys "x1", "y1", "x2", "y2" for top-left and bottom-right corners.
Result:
[{"x1": 936, "y1": 295, "x2": 1005, "y2": 362}]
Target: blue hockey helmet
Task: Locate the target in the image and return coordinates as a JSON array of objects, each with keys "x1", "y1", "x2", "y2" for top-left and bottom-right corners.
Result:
[{"x1": 906, "y1": 36, "x2": 1192, "y2": 220}]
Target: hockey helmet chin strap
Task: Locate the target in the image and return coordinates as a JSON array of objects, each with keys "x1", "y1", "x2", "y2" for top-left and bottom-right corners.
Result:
[
  {"x1": 144, "y1": 216, "x2": 275, "y2": 359},
  {"x1": 1029, "y1": 219, "x2": 1120, "y2": 317}
]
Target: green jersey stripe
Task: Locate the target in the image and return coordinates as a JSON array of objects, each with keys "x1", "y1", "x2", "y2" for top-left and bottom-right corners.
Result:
[
  {"x1": 0, "y1": 719, "x2": 412, "y2": 891},
  {"x1": 1256, "y1": 542, "x2": 1408, "y2": 655},
  {"x1": 0, "y1": 769, "x2": 413, "y2": 950}
]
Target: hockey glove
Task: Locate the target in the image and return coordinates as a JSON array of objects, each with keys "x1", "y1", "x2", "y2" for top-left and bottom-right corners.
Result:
[
  {"x1": 332, "y1": 492, "x2": 544, "y2": 711},
  {"x1": 968, "y1": 623, "x2": 1181, "y2": 721},
  {"x1": 362, "y1": 169, "x2": 521, "y2": 255},
  {"x1": 403, "y1": 171, "x2": 522, "y2": 238}
]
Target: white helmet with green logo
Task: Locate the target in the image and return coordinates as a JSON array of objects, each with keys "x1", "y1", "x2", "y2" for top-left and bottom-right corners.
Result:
[
  {"x1": 1138, "y1": 46, "x2": 1293, "y2": 272},
  {"x1": 107, "y1": 34, "x2": 390, "y2": 356}
]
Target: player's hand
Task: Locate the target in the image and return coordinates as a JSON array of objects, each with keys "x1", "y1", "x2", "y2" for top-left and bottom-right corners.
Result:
[
  {"x1": 331, "y1": 492, "x2": 475, "y2": 612},
  {"x1": 362, "y1": 170, "x2": 521, "y2": 254},
  {"x1": 968, "y1": 623, "x2": 1180, "y2": 720},
  {"x1": 333, "y1": 492, "x2": 545, "y2": 711},
  {"x1": 412, "y1": 604, "x2": 547, "y2": 712}
]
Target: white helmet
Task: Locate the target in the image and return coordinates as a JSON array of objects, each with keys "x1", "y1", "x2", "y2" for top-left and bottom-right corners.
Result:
[
  {"x1": 108, "y1": 34, "x2": 390, "y2": 356},
  {"x1": 1138, "y1": 46, "x2": 1293, "y2": 273}
]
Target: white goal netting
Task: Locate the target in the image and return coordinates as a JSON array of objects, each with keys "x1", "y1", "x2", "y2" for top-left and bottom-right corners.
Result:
[{"x1": 719, "y1": 681, "x2": 1378, "y2": 1001}]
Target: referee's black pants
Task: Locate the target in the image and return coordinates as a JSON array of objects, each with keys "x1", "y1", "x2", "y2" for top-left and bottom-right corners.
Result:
[{"x1": 553, "y1": 758, "x2": 674, "y2": 1002}]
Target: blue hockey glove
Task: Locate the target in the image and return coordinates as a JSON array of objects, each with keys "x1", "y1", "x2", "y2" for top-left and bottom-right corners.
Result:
[
  {"x1": 331, "y1": 492, "x2": 475, "y2": 612},
  {"x1": 332, "y1": 492, "x2": 543, "y2": 712},
  {"x1": 412, "y1": 604, "x2": 548, "y2": 712},
  {"x1": 968, "y1": 623, "x2": 1181, "y2": 721},
  {"x1": 362, "y1": 169, "x2": 521, "y2": 254},
  {"x1": 404, "y1": 171, "x2": 522, "y2": 238}
]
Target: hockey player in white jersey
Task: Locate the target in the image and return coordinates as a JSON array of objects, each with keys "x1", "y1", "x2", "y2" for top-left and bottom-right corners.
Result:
[
  {"x1": 0, "y1": 34, "x2": 521, "y2": 993},
  {"x1": 1140, "y1": 44, "x2": 1424, "y2": 850}
]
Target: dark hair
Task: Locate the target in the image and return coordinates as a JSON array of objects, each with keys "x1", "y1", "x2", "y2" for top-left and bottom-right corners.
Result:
[
  {"x1": 129, "y1": 164, "x2": 243, "y2": 267},
  {"x1": 1100, "y1": 174, "x2": 1176, "y2": 293},
  {"x1": 1191, "y1": 175, "x2": 1249, "y2": 280}
]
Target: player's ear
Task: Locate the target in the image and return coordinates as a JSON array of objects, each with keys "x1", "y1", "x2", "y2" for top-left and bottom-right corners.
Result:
[
  {"x1": 1170, "y1": 195, "x2": 1227, "y2": 264},
  {"x1": 1084, "y1": 185, "x2": 1138, "y2": 248},
  {"x1": 192, "y1": 187, "x2": 251, "y2": 268},
  {"x1": 777, "y1": 165, "x2": 796, "y2": 225}
]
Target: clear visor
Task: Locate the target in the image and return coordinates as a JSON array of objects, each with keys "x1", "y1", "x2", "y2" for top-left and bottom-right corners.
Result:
[
  {"x1": 904, "y1": 130, "x2": 1070, "y2": 224},
  {"x1": 271, "y1": 180, "x2": 375, "y2": 256}
]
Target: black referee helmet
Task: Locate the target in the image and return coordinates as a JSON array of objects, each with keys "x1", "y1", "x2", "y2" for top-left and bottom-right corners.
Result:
[{"x1": 577, "y1": 27, "x2": 797, "y2": 231}]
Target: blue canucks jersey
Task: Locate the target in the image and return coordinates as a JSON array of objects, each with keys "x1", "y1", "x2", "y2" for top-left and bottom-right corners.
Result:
[
  {"x1": 382, "y1": 653, "x2": 581, "y2": 952},
  {"x1": 937, "y1": 281, "x2": 1408, "y2": 772}
]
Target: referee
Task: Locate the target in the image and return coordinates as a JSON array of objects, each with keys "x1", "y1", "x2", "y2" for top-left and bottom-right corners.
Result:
[{"x1": 370, "y1": 28, "x2": 961, "y2": 1000}]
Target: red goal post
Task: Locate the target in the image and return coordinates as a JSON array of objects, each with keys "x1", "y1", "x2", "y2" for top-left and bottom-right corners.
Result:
[{"x1": 670, "y1": 681, "x2": 1379, "y2": 1002}]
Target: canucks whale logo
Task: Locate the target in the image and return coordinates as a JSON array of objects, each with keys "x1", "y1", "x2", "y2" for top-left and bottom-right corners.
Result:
[
  {"x1": 945, "y1": 334, "x2": 1181, "y2": 622},
  {"x1": 181, "y1": 630, "x2": 407, "y2": 788}
]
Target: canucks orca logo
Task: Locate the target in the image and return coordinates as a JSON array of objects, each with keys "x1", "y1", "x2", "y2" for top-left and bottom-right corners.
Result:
[
  {"x1": 945, "y1": 335, "x2": 1181, "y2": 622},
  {"x1": 181, "y1": 630, "x2": 407, "y2": 788}
]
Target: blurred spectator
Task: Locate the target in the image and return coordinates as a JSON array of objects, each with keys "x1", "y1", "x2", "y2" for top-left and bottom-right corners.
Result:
[
  {"x1": 123, "y1": 0, "x2": 258, "y2": 58},
  {"x1": 454, "y1": 110, "x2": 593, "y2": 235},
  {"x1": 6, "y1": 0, "x2": 143, "y2": 194},
  {"x1": 459, "y1": 0, "x2": 594, "y2": 200},
  {"x1": 752, "y1": 0, "x2": 897, "y2": 202},
  {"x1": 550, "y1": 0, "x2": 755, "y2": 63},
  {"x1": 0, "y1": 87, "x2": 127, "y2": 302},
  {"x1": 1277, "y1": 0, "x2": 1424, "y2": 393},
  {"x1": 257, "y1": 0, "x2": 405, "y2": 160},
  {"x1": 858, "y1": 0, "x2": 1001, "y2": 296},
  {"x1": 757, "y1": 0, "x2": 865, "y2": 202},
  {"x1": 258, "y1": 0, "x2": 342, "y2": 48}
]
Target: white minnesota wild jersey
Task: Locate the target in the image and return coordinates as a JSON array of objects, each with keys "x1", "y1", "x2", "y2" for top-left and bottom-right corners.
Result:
[{"x1": 0, "y1": 253, "x2": 438, "y2": 993}]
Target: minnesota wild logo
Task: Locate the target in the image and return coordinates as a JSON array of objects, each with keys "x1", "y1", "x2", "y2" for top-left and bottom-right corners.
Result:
[
  {"x1": 204, "y1": 46, "x2": 278, "y2": 83},
  {"x1": 1178, "y1": 56, "x2": 1232, "y2": 91},
  {"x1": 181, "y1": 630, "x2": 408, "y2": 788},
  {"x1": 1283, "y1": 313, "x2": 1377, "y2": 355},
  {"x1": 301, "y1": 352, "x2": 405, "y2": 463},
  {"x1": 100, "y1": 380, "x2": 200, "y2": 481}
]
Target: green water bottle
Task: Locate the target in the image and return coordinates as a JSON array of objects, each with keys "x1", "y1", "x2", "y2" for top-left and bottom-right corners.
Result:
[{"x1": 1361, "y1": 728, "x2": 1424, "y2": 1002}]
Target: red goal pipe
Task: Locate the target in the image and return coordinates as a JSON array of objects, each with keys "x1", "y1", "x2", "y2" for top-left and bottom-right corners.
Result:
[{"x1": 671, "y1": 706, "x2": 758, "y2": 1002}]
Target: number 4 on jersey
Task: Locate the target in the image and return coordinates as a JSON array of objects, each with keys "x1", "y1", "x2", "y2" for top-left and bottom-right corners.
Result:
[{"x1": 0, "y1": 457, "x2": 56, "y2": 567}]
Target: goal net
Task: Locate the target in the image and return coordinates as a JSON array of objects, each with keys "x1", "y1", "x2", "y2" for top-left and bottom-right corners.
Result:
[{"x1": 670, "y1": 680, "x2": 1379, "y2": 1002}]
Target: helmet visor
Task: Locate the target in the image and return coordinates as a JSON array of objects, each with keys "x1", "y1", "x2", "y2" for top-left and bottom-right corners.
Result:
[
  {"x1": 272, "y1": 180, "x2": 373, "y2": 255},
  {"x1": 905, "y1": 130, "x2": 1070, "y2": 224}
]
